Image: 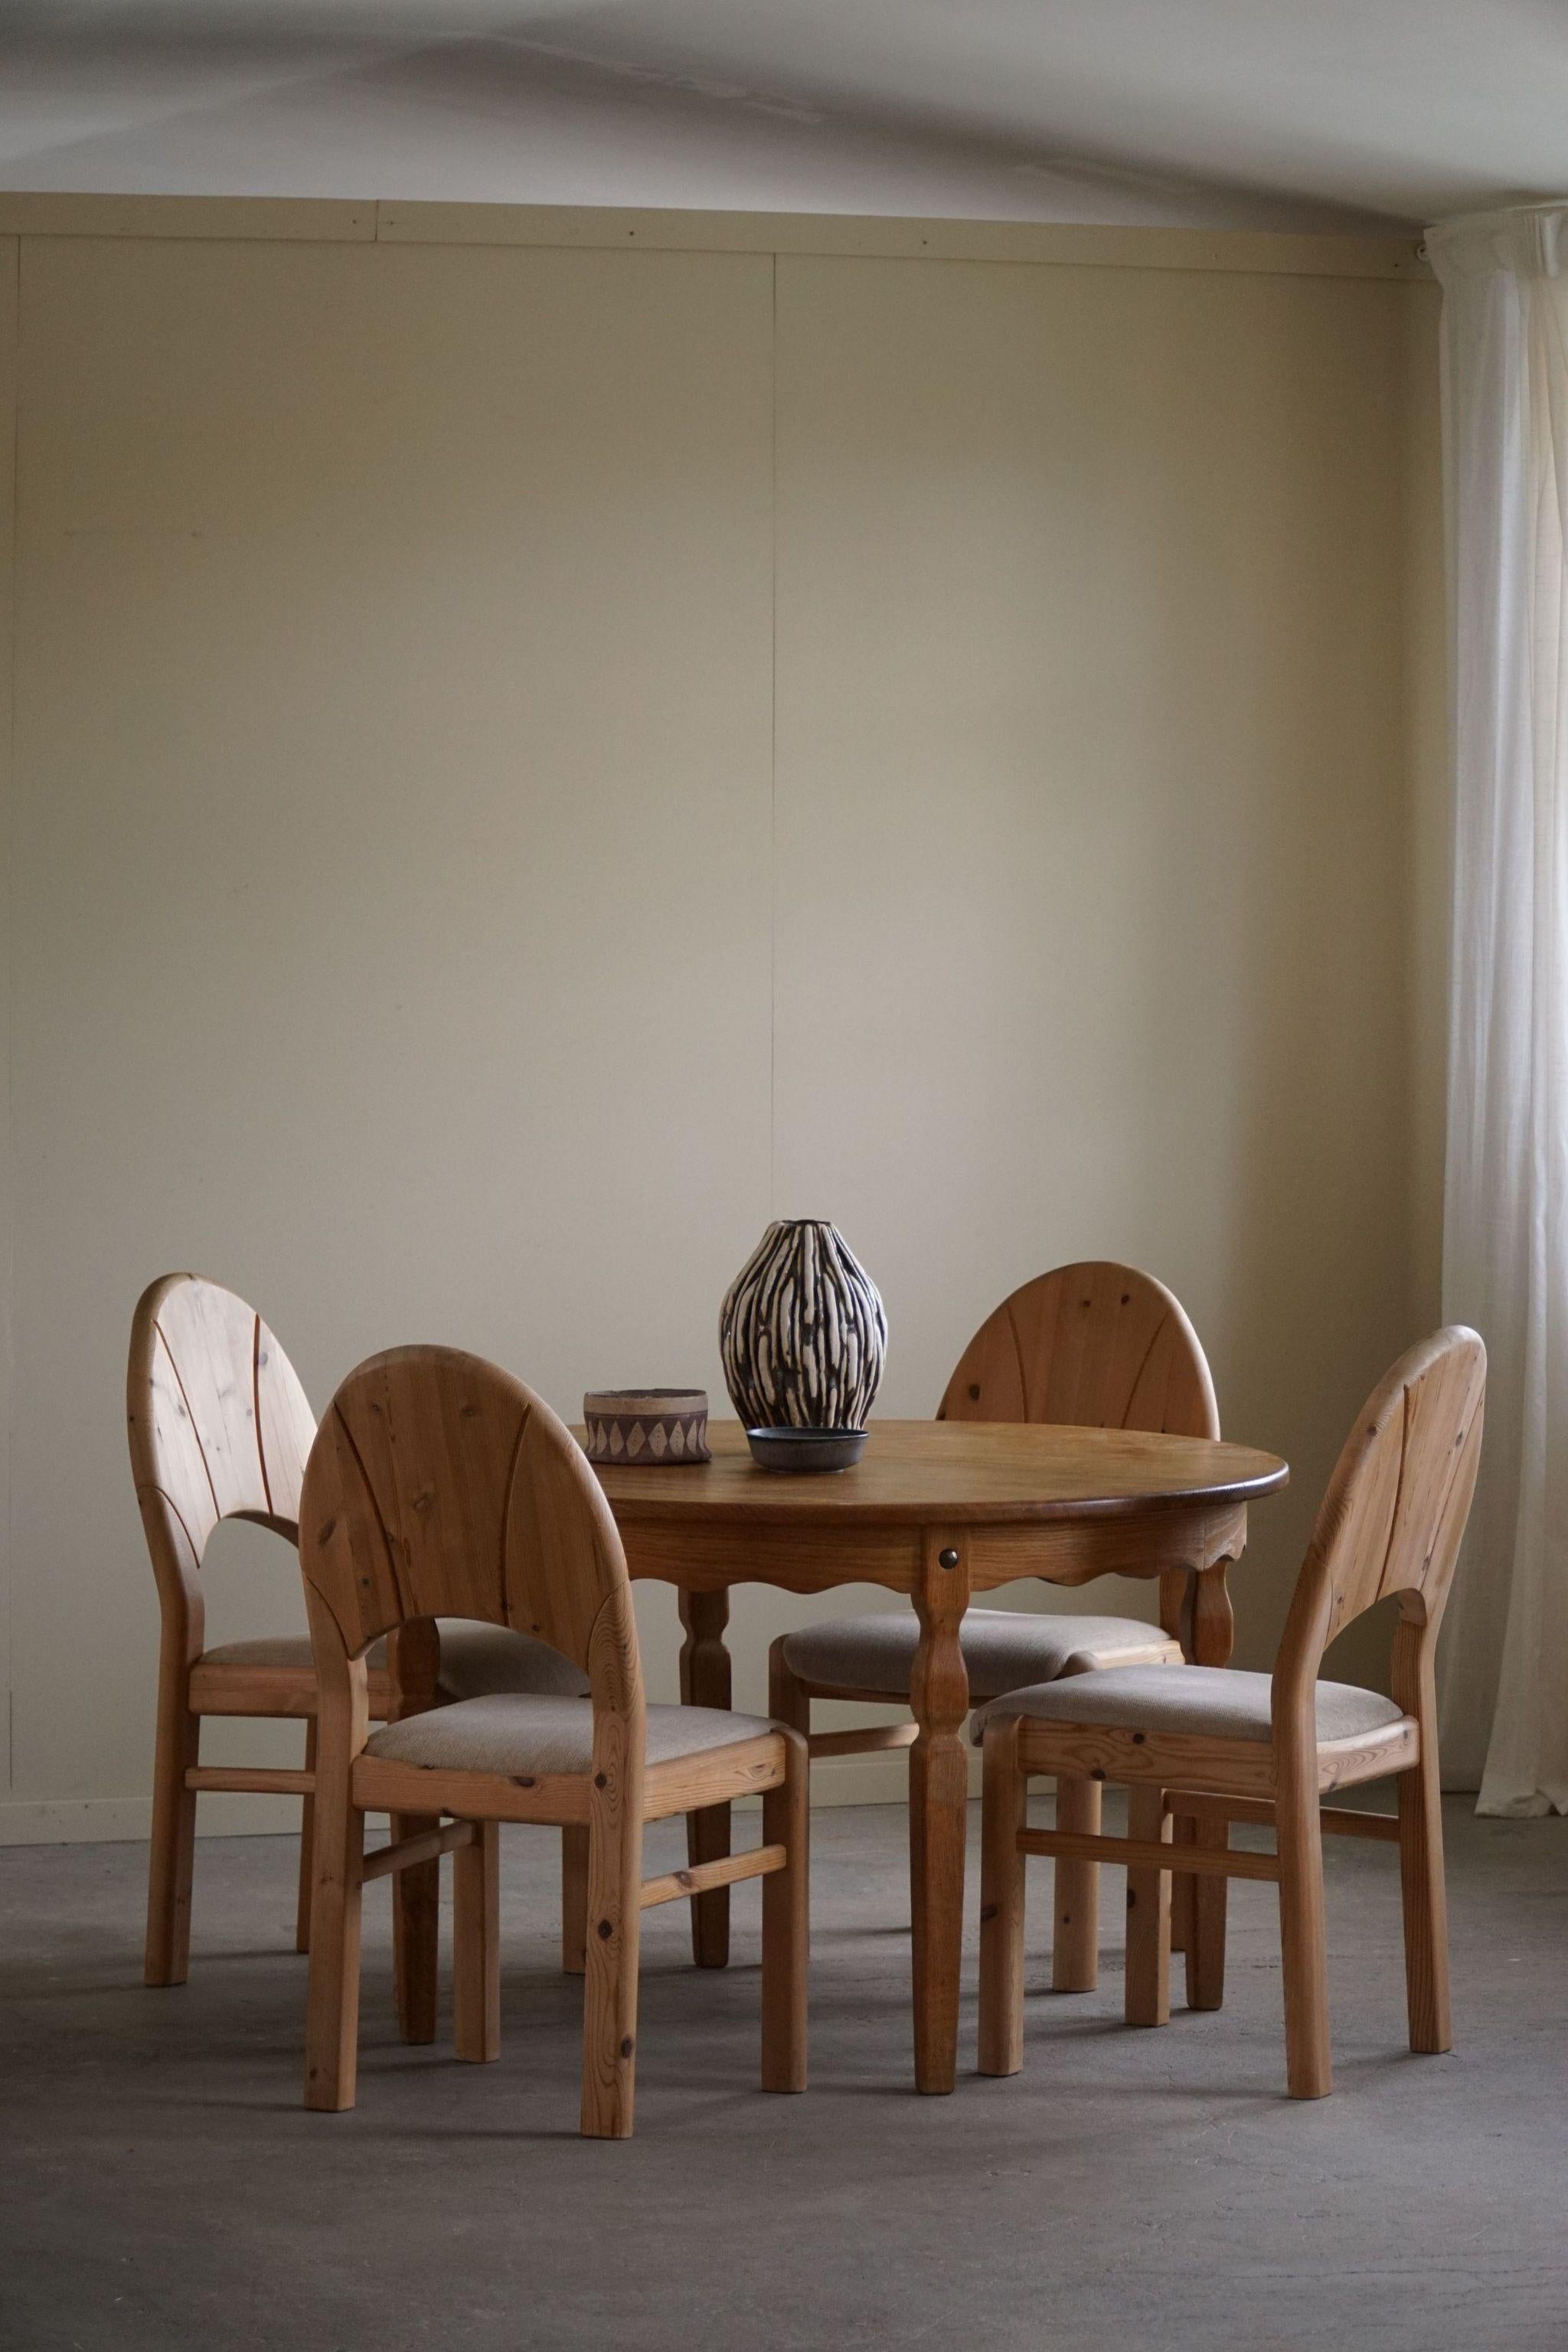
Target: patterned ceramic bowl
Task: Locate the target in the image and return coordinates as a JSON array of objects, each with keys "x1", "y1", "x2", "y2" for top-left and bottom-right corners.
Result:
[{"x1": 583, "y1": 1389, "x2": 710, "y2": 1465}]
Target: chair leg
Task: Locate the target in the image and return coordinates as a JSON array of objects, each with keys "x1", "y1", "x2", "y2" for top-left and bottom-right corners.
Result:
[
  {"x1": 1169, "y1": 1814, "x2": 1195, "y2": 1956},
  {"x1": 391, "y1": 1813, "x2": 440, "y2": 2045},
  {"x1": 1051, "y1": 1775, "x2": 1100, "y2": 1992},
  {"x1": 1186, "y1": 1808, "x2": 1229, "y2": 2011},
  {"x1": 580, "y1": 1799, "x2": 643, "y2": 2140},
  {"x1": 680, "y1": 1589, "x2": 732, "y2": 1969},
  {"x1": 454, "y1": 1820, "x2": 501, "y2": 2063},
  {"x1": 761, "y1": 1733, "x2": 809, "y2": 2092},
  {"x1": 295, "y1": 1718, "x2": 317, "y2": 1956},
  {"x1": 767, "y1": 1635, "x2": 812, "y2": 1740},
  {"x1": 764, "y1": 1642, "x2": 812, "y2": 2092},
  {"x1": 978, "y1": 1718, "x2": 1026, "y2": 2076},
  {"x1": 145, "y1": 1682, "x2": 199, "y2": 1987},
  {"x1": 561, "y1": 1826, "x2": 589, "y2": 1975},
  {"x1": 1398, "y1": 1751, "x2": 1452, "y2": 2054},
  {"x1": 1124, "y1": 1785, "x2": 1171, "y2": 2027},
  {"x1": 1277, "y1": 1776, "x2": 1331, "y2": 2098},
  {"x1": 303, "y1": 1786, "x2": 364, "y2": 2112}
]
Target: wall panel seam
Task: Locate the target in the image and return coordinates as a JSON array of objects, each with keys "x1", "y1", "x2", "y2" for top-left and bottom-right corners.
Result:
[
  {"x1": 769, "y1": 250, "x2": 778, "y2": 1220},
  {"x1": 1, "y1": 230, "x2": 15, "y2": 1795}
]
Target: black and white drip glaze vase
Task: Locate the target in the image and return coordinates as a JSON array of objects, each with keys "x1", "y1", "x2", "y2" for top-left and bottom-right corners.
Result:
[{"x1": 719, "y1": 1220, "x2": 888, "y2": 1431}]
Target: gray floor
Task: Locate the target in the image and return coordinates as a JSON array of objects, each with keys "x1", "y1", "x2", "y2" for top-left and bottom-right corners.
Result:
[{"x1": 2, "y1": 1798, "x2": 1566, "y2": 2351}]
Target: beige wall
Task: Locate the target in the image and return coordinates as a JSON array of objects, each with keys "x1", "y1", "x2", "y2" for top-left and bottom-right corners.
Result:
[{"x1": 0, "y1": 201, "x2": 1445, "y2": 1839}]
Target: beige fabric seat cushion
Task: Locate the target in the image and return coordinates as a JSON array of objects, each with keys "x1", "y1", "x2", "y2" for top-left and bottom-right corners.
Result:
[
  {"x1": 197, "y1": 1622, "x2": 589, "y2": 1701},
  {"x1": 364, "y1": 1694, "x2": 778, "y2": 1779},
  {"x1": 781, "y1": 1609, "x2": 1181, "y2": 1702},
  {"x1": 972, "y1": 1663, "x2": 1410, "y2": 1747},
  {"x1": 197, "y1": 1636, "x2": 320, "y2": 1674}
]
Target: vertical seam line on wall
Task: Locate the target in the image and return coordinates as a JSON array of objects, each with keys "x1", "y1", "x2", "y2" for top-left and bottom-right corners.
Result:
[
  {"x1": 769, "y1": 251, "x2": 778, "y2": 1219},
  {"x1": 3, "y1": 233, "x2": 17, "y2": 1794}
]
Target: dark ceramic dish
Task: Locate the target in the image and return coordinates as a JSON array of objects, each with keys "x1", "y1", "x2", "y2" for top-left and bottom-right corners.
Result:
[{"x1": 745, "y1": 1426, "x2": 868, "y2": 1475}]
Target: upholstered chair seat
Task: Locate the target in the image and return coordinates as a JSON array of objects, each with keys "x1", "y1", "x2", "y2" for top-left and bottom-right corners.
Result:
[
  {"x1": 364, "y1": 1694, "x2": 776, "y2": 1778},
  {"x1": 972, "y1": 1662, "x2": 1408, "y2": 1747},
  {"x1": 781, "y1": 1610, "x2": 1181, "y2": 1704},
  {"x1": 197, "y1": 1623, "x2": 591, "y2": 1703},
  {"x1": 192, "y1": 1636, "x2": 322, "y2": 1673}
]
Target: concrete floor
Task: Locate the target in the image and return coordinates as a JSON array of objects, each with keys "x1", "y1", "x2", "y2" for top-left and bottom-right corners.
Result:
[{"x1": 2, "y1": 1798, "x2": 1566, "y2": 2351}]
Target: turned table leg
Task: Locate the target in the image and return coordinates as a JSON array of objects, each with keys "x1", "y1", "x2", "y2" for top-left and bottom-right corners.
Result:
[
  {"x1": 1190, "y1": 1560, "x2": 1236, "y2": 1668},
  {"x1": 678, "y1": 1586, "x2": 733, "y2": 1968},
  {"x1": 909, "y1": 1530, "x2": 971, "y2": 2095}
]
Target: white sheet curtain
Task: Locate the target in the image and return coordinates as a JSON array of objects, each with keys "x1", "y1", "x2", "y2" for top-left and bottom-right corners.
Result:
[{"x1": 1431, "y1": 204, "x2": 1568, "y2": 1811}]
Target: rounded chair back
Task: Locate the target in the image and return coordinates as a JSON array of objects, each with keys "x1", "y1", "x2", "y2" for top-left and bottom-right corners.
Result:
[
  {"x1": 299, "y1": 1344, "x2": 636, "y2": 1704},
  {"x1": 937, "y1": 1260, "x2": 1219, "y2": 1439}
]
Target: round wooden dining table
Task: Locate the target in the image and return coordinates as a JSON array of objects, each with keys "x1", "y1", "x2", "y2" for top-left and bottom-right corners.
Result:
[{"x1": 590, "y1": 1416, "x2": 1289, "y2": 2094}]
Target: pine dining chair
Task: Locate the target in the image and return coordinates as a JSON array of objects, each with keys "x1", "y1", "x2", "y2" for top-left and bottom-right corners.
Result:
[
  {"x1": 298, "y1": 1344, "x2": 808, "y2": 2138},
  {"x1": 768, "y1": 1261, "x2": 1214, "y2": 1990},
  {"x1": 129, "y1": 1275, "x2": 593, "y2": 2000},
  {"x1": 975, "y1": 1326, "x2": 1485, "y2": 2098}
]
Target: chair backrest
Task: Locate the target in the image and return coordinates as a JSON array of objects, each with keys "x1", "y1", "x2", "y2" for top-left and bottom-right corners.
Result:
[
  {"x1": 936, "y1": 1261, "x2": 1220, "y2": 1439},
  {"x1": 129, "y1": 1274, "x2": 317, "y2": 1598},
  {"x1": 1275, "y1": 1327, "x2": 1486, "y2": 1717},
  {"x1": 299, "y1": 1345, "x2": 635, "y2": 1702}
]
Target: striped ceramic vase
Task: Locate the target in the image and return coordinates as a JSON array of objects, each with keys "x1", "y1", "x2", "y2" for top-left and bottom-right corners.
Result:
[{"x1": 720, "y1": 1220, "x2": 887, "y2": 1431}]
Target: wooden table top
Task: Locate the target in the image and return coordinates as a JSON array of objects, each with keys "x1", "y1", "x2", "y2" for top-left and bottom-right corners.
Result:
[{"x1": 586, "y1": 1418, "x2": 1288, "y2": 1527}]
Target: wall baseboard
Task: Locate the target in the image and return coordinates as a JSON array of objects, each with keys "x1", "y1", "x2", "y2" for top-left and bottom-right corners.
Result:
[
  {"x1": 0, "y1": 1793, "x2": 292, "y2": 1845},
  {"x1": 0, "y1": 1749, "x2": 982, "y2": 1847}
]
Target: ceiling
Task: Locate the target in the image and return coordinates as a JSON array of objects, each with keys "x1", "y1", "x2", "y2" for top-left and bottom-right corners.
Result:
[{"x1": 2, "y1": 1, "x2": 1563, "y2": 230}]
